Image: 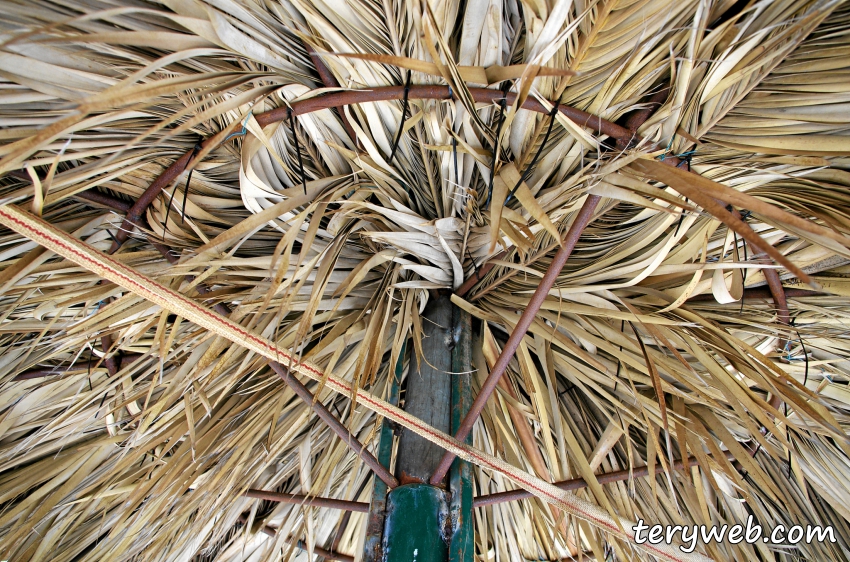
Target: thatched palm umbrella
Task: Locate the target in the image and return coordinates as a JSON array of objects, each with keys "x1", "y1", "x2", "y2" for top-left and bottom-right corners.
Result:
[{"x1": 1, "y1": 0, "x2": 850, "y2": 560}]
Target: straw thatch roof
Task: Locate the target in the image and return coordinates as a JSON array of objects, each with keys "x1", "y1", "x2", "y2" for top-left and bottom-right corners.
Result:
[{"x1": 1, "y1": 0, "x2": 850, "y2": 560}]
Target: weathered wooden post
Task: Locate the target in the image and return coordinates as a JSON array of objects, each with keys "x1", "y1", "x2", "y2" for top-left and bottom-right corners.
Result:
[
  {"x1": 383, "y1": 292, "x2": 451, "y2": 562},
  {"x1": 363, "y1": 292, "x2": 473, "y2": 562},
  {"x1": 449, "y1": 307, "x2": 474, "y2": 562},
  {"x1": 449, "y1": 306, "x2": 475, "y2": 562}
]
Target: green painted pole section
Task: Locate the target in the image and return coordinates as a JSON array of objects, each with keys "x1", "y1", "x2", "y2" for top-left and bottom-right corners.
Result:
[
  {"x1": 449, "y1": 309, "x2": 474, "y2": 562},
  {"x1": 362, "y1": 342, "x2": 404, "y2": 562},
  {"x1": 382, "y1": 484, "x2": 449, "y2": 562}
]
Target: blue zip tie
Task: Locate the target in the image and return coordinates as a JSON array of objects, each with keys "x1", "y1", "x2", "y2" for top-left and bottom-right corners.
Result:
[
  {"x1": 657, "y1": 134, "x2": 676, "y2": 161},
  {"x1": 224, "y1": 110, "x2": 253, "y2": 143}
]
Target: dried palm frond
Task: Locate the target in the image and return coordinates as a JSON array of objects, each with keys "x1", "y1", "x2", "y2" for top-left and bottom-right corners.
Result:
[{"x1": 1, "y1": 0, "x2": 850, "y2": 560}]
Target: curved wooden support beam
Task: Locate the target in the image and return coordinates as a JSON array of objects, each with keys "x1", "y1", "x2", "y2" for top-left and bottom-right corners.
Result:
[
  {"x1": 74, "y1": 190, "x2": 132, "y2": 214},
  {"x1": 764, "y1": 268, "x2": 791, "y2": 328},
  {"x1": 102, "y1": 85, "x2": 664, "y2": 253},
  {"x1": 303, "y1": 42, "x2": 359, "y2": 145},
  {"x1": 13, "y1": 353, "x2": 142, "y2": 381},
  {"x1": 623, "y1": 87, "x2": 670, "y2": 137}
]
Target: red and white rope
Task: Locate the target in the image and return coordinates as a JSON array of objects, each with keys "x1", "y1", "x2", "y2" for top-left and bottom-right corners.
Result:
[{"x1": 0, "y1": 204, "x2": 711, "y2": 562}]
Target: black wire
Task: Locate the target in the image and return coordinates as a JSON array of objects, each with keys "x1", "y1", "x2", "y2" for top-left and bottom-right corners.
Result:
[
  {"x1": 558, "y1": 382, "x2": 575, "y2": 397},
  {"x1": 181, "y1": 140, "x2": 203, "y2": 223},
  {"x1": 614, "y1": 320, "x2": 624, "y2": 392},
  {"x1": 732, "y1": 230, "x2": 739, "y2": 264},
  {"x1": 162, "y1": 187, "x2": 177, "y2": 242},
  {"x1": 389, "y1": 70, "x2": 412, "y2": 164},
  {"x1": 754, "y1": 322, "x2": 808, "y2": 462},
  {"x1": 466, "y1": 246, "x2": 480, "y2": 280},
  {"x1": 163, "y1": 140, "x2": 202, "y2": 241},
  {"x1": 484, "y1": 82, "x2": 511, "y2": 209},
  {"x1": 787, "y1": 442, "x2": 792, "y2": 476},
  {"x1": 677, "y1": 152, "x2": 692, "y2": 172},
  {"x1": 452, "y1": 136, "x2": 459, "y2": 189},
  {"x1": 97, "y1": 388, "x2": 108, "y2": 413},
  {"x1": 730, "y1": 229, "x2": 745, "y2": 313},
  {"x1": 792, "y1": 320, "x2": 809, "y2": 388},
  {"x1": 288, "y1": 108, "x2": 308, "y2": 195},
  {"x1": 675, "y1": 197, "x2": 688, "y2": 235},
  {"x1": 451, "y1": 103, "x2": 460, "y2": 197},
  {"x1": 731, "y1": 228, "x2": 743, "y2": 306},
  {"x1": 505, "y1": 94, "x2": 562, "y2": 204},
  {"x1": 739, "y1": 212, "x2": 750, "y2": 312}
]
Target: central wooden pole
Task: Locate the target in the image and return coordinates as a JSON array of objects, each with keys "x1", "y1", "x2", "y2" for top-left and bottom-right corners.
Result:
[
  {"x1": 382, "y1": 292, "x2": 452, "y2": 562},
  {"x1": 365, "y1": 292, "x2": 473, "y2": 562},
  {"x1": 397, "y1": 292, "x2": 453, "y2": 482},
  {"x1": 449, "y1": 308, "x2": 474, "y2": 562}
]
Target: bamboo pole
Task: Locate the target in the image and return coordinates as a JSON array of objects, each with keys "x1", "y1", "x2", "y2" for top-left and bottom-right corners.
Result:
[
  {"x1": 13, "y1": 354, "x2": 141, "y2": 381},
  {"x1": 269, "y1": 362, "x2": 398, "y2": 488},
  {"x1": 473, "y1": 452, "x2": 735, "y2": 507},
  {"x1": 242, "y1": 516, "x2": 355, "y2": 562},
  {"x1": 243, "y1": 489, "x2": 369, "y2": 512}
]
